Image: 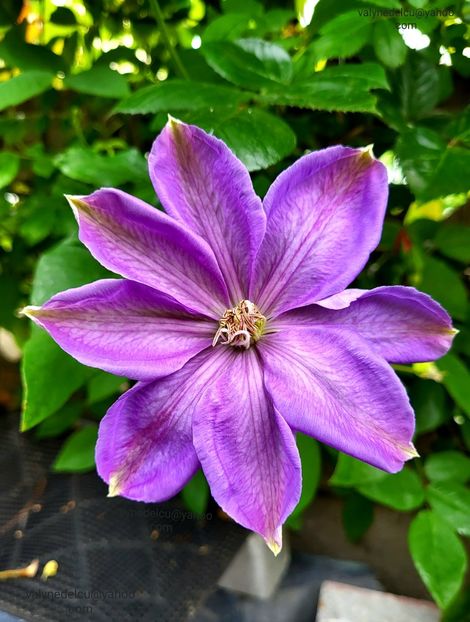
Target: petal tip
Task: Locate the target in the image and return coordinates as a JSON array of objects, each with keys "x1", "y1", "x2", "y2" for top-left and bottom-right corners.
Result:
[
  {"x1": 107, "y1": 474, "x2": 122, "y2": 498},
  {"x1": 166, "y1": 114, "x2": 183, "y2": 129},
  {"x1": 404, "y1": 443, "x2": 420, "y2": 460},
  {"x1": 266, "y1": 538, "x2": 282, "y2": 556},
  {"x1": 360, "y1": 144, "x2": 376, "y2": 160},
  {"x1": 64, "y1": 194, "x2": 89, "y2": 220},
  {"x1": 19, "y1": 305, "x2": 42, "y2": 319},
  {"x1": 265, "y1": 526, "x2": 283, "y2": 556}
]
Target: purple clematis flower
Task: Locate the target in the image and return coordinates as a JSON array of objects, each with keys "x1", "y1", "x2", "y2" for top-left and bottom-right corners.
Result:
[{"x1": 23, "y1": 119, "x2": 455, "y2": 554}]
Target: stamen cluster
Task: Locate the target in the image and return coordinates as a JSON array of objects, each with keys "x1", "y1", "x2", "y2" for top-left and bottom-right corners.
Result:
[{"x1": 213, "y1": 300, "x2": 266, "y2": 349}]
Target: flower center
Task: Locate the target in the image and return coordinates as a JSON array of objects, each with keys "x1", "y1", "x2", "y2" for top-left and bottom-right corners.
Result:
[{"x1": 213, "y1": 300, "x2": 266, "y2": 350}]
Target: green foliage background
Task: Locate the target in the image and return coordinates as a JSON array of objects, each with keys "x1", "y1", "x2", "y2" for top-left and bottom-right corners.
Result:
[{"x1": 0, "y1": 0, "x2": 469, "y2": 613}]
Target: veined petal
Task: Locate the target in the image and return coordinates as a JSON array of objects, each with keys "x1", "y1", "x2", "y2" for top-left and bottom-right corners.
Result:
[
  {"x1": 250, "y1": 146, "x2": 388, "y2": 316},
  {"x1": 277, "y1": 286, "x2": 455, "y2": 364},
  {"x1": 66, "y1": 188, "x2": 229, "y2": 318},
  {"x1": 149, "y1": 119, "x2": 266, "y2": 302},
  {"x1": 259, "y1": 328, "x2": 417, "y2": 473},
  {"x1": 192, "y1": 348, "x2": 301, "y2": 552},
  {"x1": 96, "y1": 347, "x2": 227, "y2": 502},
  {"x1": 22, "y1": 279, "x2": 215, "y2": 380}
]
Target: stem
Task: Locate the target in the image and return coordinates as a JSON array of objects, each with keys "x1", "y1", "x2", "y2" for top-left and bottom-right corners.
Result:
[{"x1": 149, "y1": 0, "x2": 189, "y2": 79}]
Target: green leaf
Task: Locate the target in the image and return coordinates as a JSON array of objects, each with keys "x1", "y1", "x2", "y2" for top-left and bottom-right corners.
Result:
[
  {"x1": 64, "y1": 65, "x2": 130, "y2": 99},
  {"x1": 87, "y1": 371, "x2": 125, "y2": 405},
  {"x1": 436, "y1": 353, "x2": 470, "y2": 418},
  {"x1": 262, "y1": 63, "x2": 388, "y2": 113},
  {"x1": 396, "y1": 127, "x2": 470, "y2": 199},
  {"x1": 396, "y1": 55, "x2": 443, "y2": 121},
  {"x1": 184, "y1": 107, "x2": 296, "y2": 171},
  {"x1": 257, "y1": 9, "x2": 294, "y2": 35},
  {"x1": 442, "y1": 587, "x2": 470, "y2": 622},
  {"x1": 357, "y1": 468, "x2": 425, "y2": 511},
  {"x1": 203, "y1": 13, "x2": 251, "y2": 42},
  {"x1": 342, "y1": 493, "x2": 374, "y2": 543},
  {"x1": 0, "y1": 29, "x2": 64, "y2": 72},
  {"x1": 55, "y1": 147, "x2": 147, "y2": 187},
  {"x1": 358, "y1": 0, "x2": 401, "y2": 6},
  {"x1": 411, "y1": 380, "x2": 449, "y2": 435},
  {"x1": 454, "y1": 327, "x2": 470, "y2": 359},
  {"x1": 321, "y1": 63, "x2": 390, "y2": 91},
  {"x1": 53, "y1": 425, "x2": 98, "y2": 473},
  {"x1": 425, "y1": 451, "x2": 470, "y2": 484},
  {"x1": 21, "y1": 330, "x2": 92, "y2": 430},
  {"x1": 313, "y1": 11, "x2": 372, "y2": 60},
  {"x1": 36, "y1": 403, "x2": 82, "y2": 439},
  {"x1": 372, "y1": 20, "x2": 407, "y2": 68},
  {"x1": 425, "y1": 147, "x2": 470, "y2": 201},
  {"x1": 236, "y1": 38, "x2": 293, "y2": 83},
  {"x1": 462, "y1": 421, "x2": 470, "y2": 452},
  {"x1": 19, "y1": 194, "x2": 73, "y2": 246},
  {"x1": 287, "y1": 434, "x2": 321, "y2": 529},
  {"x1": 0, "y1": 274, "x2": 21, "y2": 330},
  {"x1": 448, "y1": 107, "x2": 470, "y2": 144},
  {"x1": 434, "y1": 225, "x2": 470, "y2": 264},
  {"x1": 201, "y1": 38, "x2": 293, "y2": 90},
  {"x1": 0, "y1": 152, "x2": 20, "y2": 189},
  {"x1": 25, "y1": 143, "x2": 56, "y2": 178},
  {"x1": 222, "y1": 0, "x2": 263, "y2": 14},
  {"x1": 330, "y1": 453, "x2": 388, "y2": 487},
  {"x1": 395, "y1": 127, "x2": 445, "y2": 197},
  {"x1": 409, "y1": 510, "x2": 467, "y2": 609},
  {"x1": 181, "y1": 470, "x2": 210, "y2": 517},
  {"x1": 0, "y1": 71, "x2": 53, "y2": 111},
  {"x1": 31, "y1": 241, "x2": 109, "y2": 306},
  {"x1": 416, "y1": 256, "x2": 468, "y2": 321},
  {"x1": 427, "y1": 483, "x2": 470, "y2": 536},
  {"x1": 114, "y1": 80, "x2": 250, "y2": 115}
]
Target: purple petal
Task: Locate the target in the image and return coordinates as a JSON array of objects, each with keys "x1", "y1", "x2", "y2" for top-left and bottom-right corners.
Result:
[
  {"x1": 149, "y1": 119, "x2": 266, "y2": 302},
  {"x1": 259, "y1": 328, "x2": 417, "y2": 473},
  {"x1": 250, "y1": 146, "x2": 388, "y2": 316},
  {"x1": 277, "y1": 286, "x2": 455, "y2": 364},
  {"x1": 23, "y1": 279, "x2": 215, "y2": 380},
  {"x1": 66, "y1": 188, "x2": 229, "y2": 318},
  {"x1": 316, "y1": 289, "x2": 366, "y2": 309},
  {"x1": 96, "y1": 347, "x2": 226, "y2": 501},
  {"x1": 192, "y1": 348, "x2": 301, "y2": 552}
]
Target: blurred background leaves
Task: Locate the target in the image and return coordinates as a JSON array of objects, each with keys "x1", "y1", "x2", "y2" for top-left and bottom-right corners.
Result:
[{"x1": 0, "y1": 0, "x2": 469, "y2": 612}]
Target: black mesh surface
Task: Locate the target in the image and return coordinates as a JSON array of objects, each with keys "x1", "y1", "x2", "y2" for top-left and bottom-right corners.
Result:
[{"x1": 0, "y1": 414, "x2": 246, "y2": 622}]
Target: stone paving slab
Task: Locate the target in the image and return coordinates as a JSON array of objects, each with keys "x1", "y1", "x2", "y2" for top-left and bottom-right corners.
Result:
[
  {"x1": 195, "y1": 553, "x2": 382, "y2": 622},
  {"x1": 316, "y1": 580, "x2": 439, "y2": 622}
]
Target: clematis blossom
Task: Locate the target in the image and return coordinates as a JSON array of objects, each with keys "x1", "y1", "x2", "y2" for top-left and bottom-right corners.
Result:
[{"x1": 23, "y1": 119, "x2": 456, "y2": 554}]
